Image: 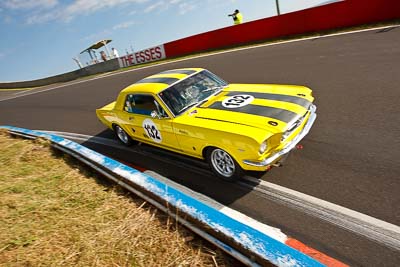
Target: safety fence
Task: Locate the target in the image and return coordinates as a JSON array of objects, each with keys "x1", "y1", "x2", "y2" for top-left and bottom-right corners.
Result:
[{"x1": 1, "y1": 125, "x2": 325, "y2": 267}]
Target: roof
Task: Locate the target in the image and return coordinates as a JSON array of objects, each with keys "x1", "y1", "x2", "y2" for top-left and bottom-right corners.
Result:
[
  {"x1": 121, "y1": 68, "x2": 204, "y2": 94},
  {"x1": 80, "y1": 39, "x2": 112, "y2": 54}
]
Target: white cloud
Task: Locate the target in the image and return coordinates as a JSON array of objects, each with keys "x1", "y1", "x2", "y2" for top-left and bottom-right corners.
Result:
[
  {"x1": 178, "y1": 2, "x2": 196, "y2": 15},
  {"x1": 60, "y1": 0, "x2": 148, "y2": 22},
  {"x1": 0, "y1": 8, "x2": 13, "y2": 24},
  {"x1": 24, "y1": 0, "x2": 148, "y2": 24},
  {"x1": 10, "y1": 0, "x2": 195, "y2": 25},
  {"x1": 144, "y1": 0, "x2": 196, "y2": 15},
  {"x1": 26, "y1": 12, "x2": 56, "y2": 24},
  {"x1": 3, "y1": 0, "x2": 58, "y2": 9},
  {"x1": 144, "y1": 1, "x2": 164, "y2": 13},
  {"x1": 113, "y1": 20, "x2": 137, "y2": 30},
  {"x1": 81, "y1": 29, "x2": 112, "y2": 42},
  {"x1": 205, "y1": 0, "x2": 236, "y2": 10},
  {"x1": 80, "y1": 20, "x2": 137, "y2": 43}
]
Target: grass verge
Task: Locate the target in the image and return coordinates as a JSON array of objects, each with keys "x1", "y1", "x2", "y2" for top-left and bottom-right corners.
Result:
[{"x1": 0, "y1": 131, "x2": 240, "y2": 266}]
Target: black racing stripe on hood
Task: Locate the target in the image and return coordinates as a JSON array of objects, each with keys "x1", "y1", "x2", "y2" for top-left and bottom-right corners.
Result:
[
  {"x1": 159, "y1": 69, "x2": 197, "y2": 75},
  {"x1": 136, "y1": 77, "x2": 179, "y2": 85},
  {"x1": 207, "y1": 102, "x2": 297, "y2": 123},
  {"x1": 226, "y1": 91, "x2": 311, "y2": 109}
]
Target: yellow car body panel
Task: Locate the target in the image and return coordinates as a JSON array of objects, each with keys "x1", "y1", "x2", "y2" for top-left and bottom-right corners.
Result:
[{"x1": 96, "y1": 68, "x2": 317, "y2": 174}]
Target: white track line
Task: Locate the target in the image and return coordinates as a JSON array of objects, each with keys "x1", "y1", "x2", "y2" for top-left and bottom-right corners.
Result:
[
  {"x1": 1, "y1": 24, "x2": 398, "y2": 103},
  {"x1": 43, "y1": 130, "x2": 400, "y2": 251},
  {"x1": 241, "y1": 177, "x2": 400, "y2": 251}
]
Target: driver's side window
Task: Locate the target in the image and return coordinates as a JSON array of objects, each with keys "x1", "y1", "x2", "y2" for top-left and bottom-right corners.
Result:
[{"x1": 124, "y1": 94, "x2": 167, "y2": 118}]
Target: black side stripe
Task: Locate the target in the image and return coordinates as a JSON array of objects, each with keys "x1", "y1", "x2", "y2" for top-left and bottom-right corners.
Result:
[
  {"x1": 159, "y1": 69, "x2": 197, "y2": 75},
  {"x1": 226, "y1": 91, "x2": 311, "y2": 109},
  {"x1": 136, "y1": 77, "x2": 179, "y2": 85},
  {"x1": 207, "y1": 102, "x2": 298, "y2": 123}
]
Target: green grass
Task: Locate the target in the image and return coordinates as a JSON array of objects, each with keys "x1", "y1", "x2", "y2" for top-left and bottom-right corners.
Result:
[{"x1": 0, "y1": 131, "x2": 239, "y2": 266}]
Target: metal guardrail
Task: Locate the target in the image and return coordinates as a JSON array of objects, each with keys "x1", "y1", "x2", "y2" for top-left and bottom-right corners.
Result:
[{"x1": 1, "y1": 125, "x2": 324, "y2": 267}]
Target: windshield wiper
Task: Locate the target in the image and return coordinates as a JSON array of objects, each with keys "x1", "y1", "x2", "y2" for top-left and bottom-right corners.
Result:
[
  {"x1": 176, "y1": 101, "x2": 202, "y2": 114},
  {"x1": 177, "y1": 98, "x2": 210, "y2": 114},
  {"x1": 176, "y1": 86, "x2": 226, "y2": 115},
  {"x1": 202, "y1": 85, "x2": 226, "y2": 93}
]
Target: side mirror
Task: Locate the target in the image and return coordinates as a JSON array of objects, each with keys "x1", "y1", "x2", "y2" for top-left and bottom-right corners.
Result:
[{"x1": 150, "y1": 110, "x2": 160, "y2": 119}]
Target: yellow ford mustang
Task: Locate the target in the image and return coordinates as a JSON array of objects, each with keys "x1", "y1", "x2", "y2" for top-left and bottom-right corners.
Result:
[{"x1": 96, "y1": 68, "x2": 317, "y2": 181}]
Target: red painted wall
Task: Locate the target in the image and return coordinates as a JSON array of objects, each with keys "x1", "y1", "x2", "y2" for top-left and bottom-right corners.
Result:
[{"x1": 164, "y1": 0, "x2": 400, "y2": 58}]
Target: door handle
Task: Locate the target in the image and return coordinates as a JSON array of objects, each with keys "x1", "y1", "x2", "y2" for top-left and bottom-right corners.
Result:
[{"x1": 129, "y1": 117, "x2": 134, "y2": 121}]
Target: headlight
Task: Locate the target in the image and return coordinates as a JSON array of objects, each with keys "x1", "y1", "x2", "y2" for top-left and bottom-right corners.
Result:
[{"x1": 259, "y1": 141, "x2": 268, "y2": 154}]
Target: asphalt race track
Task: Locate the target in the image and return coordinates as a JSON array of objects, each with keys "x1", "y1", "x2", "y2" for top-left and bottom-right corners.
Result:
[{"x1": 1, "y1": 26, "x2": 399, "y2": 266}]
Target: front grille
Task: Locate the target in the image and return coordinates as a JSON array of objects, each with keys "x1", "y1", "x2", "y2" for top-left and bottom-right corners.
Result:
[{"x1": 281, "y1": 111, "x2": 308, "y2": 141}]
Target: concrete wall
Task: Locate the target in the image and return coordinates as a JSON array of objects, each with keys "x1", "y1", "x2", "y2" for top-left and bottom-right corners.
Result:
[{"x1": 0, "y1": 58, "x2": 120, "y2": 89}]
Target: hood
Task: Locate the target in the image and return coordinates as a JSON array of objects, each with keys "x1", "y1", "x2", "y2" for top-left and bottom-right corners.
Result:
[{"x1": 187, "y1": 83, "x2": 314, "y2": 133}]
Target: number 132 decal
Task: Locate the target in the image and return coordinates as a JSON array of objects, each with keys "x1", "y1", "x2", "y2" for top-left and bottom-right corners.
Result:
[
  {"x1": 143, "y1": 119, "x2": 162, "y2": 143},
  {"x1": 222, "y1": 94, "x2": 254, "y2": 108}
]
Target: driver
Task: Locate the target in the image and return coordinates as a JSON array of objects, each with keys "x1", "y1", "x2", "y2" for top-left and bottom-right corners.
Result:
[{"x1": 125, "y1": 95, "x2": 135, "y2": 112}]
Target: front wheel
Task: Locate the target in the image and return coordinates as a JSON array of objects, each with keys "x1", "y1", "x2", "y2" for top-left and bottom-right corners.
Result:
[
  {"x1": 114, "y1": 125, "x2": 134, "y2": 146},
  {"x1": 206, "y1": 148, "x2": 243, "y2": 182}
]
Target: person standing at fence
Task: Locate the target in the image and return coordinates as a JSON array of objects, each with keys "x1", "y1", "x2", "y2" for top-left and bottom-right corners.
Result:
[
  {"x1": 112, "y1": 47, "x2": 119, "y2": 58},
  {"x1": 100, "y1": 51, "x2": 107, "y2": 61},
  {"x1": 228, "y1": 9, "x2": 243, "y2": 25}
]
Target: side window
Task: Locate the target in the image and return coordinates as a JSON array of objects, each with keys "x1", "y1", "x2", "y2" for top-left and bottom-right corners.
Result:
[{"x1": 124, "y1": 94, "x2": 161, "y2": 116}]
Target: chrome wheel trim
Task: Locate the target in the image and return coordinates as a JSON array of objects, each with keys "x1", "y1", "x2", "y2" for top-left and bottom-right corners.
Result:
[
  {"x1": 116, "y1": 126, "x2": 129, "y2": 144},
  {"x1": 210, "y1": 149, "x2": 235, "y2": 177}
]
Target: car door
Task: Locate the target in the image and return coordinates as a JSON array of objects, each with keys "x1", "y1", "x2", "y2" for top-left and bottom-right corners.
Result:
[{"x1": 120, "y1": 93, "x2": 181, "y2": 151}]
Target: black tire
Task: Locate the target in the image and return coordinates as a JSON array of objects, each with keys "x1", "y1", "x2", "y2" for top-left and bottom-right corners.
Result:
[
  {"x1": 114, "y1": 125, "x2": 134, "y2": 146},
  {"x1": 206, "y1": 147, "x2": 243, "y2": 182}
]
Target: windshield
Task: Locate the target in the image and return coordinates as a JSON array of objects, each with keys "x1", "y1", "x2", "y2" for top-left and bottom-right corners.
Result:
[{"x1": 158, "y1": 70, "x2": 227, "y2": 116}]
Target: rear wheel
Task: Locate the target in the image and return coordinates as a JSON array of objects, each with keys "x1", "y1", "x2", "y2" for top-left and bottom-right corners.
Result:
[
  {"x1": 114, "y1": 125, "x2": 134, "y2": 146},
  {"x1": 206, "y1": 148, "x2": 243, "y2": 182}
]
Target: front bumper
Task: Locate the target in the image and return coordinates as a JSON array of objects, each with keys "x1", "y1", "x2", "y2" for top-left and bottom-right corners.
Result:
[{"x1": 243, "y1": 104, "x2": 317, "y2": 168}]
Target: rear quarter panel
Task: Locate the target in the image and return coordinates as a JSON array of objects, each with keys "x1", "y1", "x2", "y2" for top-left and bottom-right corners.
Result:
[{"x1": 96, "y1": 101, "x2": 118, "y2": 129}]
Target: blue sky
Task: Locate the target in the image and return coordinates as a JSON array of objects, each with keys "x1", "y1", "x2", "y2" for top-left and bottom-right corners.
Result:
[{"x1": 0, "y1": 0, "x2": 331, "y2": 82}]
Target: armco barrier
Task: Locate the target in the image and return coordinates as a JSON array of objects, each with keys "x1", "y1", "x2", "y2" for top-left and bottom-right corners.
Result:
[
  {"x1": 1, "y1": 125, "x2": 325, "y2": 267},
  {"x1": 164, "y1": 0, "x2": 400, "y2": 58}
]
